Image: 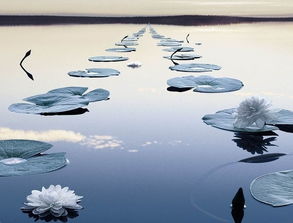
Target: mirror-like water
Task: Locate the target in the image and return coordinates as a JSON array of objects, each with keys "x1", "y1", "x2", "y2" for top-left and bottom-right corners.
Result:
[{"x1": 0, "y1": 22, "x2": 293, "y2": 222}]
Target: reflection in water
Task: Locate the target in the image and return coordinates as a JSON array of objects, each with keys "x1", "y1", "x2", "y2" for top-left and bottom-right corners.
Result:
[
  {"x1": 41, "y1": 108, "x2": 89, "y2": 116},
  {"x1": 239, "y1": 153, "x2": 286, "y2": 163},
  {"x1": 233, "y1": 132, "x2": 278, "y2": 154},
  {"x1": 167, "y1": 86, "x2": 192, "y2": 92},
  {"x1": 231, "y1": 188, "x2": 245, "y2": 223},
  {"x1": 22, "y1": 210, "x2": 79, "y2": 222},
  {"x1": 274, "y1": 124, "x2": 293, "y2": 133}
]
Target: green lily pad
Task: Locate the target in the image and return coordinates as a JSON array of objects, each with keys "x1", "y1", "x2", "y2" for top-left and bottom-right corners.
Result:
[
  {"x1": 167, "y1": 75, "x2": 243, "y2": 93},
  {"x1": 169, "y1": 63, "x2": 221, "y2": 72},
  {"x1": 68, "y1": 68, "x2": 120, "y2": 78},
  {"x1": 250, "y1": 170, "x2": 293, "y2": 207},
  {"x1": 88, "y1": 56, "x2": 128, "y2": 62}
]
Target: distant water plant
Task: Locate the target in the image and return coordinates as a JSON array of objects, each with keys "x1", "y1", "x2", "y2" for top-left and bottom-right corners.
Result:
[
  {"x1": 127, "y1": 61, "x2": 142, "y2": 68},
  {"x1": 68, "y1": 68, "x2": 120, "y2": 78}
]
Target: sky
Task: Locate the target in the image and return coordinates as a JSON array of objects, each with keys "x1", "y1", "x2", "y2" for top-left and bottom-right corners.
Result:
[{"x1": 0, "y1": 0, "x2": 293, "y2": 17}]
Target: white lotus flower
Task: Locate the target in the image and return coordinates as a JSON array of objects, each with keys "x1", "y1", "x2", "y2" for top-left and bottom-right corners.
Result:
[
  {"x1": 233, "y1": 97, "x2": 274, "y2": 129},
  {"x1": 127, "y1": 61, "x2": 142, "y2": 68},
  {"x1": 21, "y1": 185, "x2": 83, "y2": 218}
]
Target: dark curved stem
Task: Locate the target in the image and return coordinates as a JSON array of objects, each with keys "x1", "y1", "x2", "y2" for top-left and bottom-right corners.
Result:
[
  {"x1": 121, "y1": 35, "x2": 128, "y2": 42},
  {"x1": 170, "y1": 48, "x2": 182, "y2": 65},
  {"x1": 186, "y1": 33, "x2": 190, "y2": 43},
  {"x1": 20, "y1": 50, "x2": 34, "y2": 81}
]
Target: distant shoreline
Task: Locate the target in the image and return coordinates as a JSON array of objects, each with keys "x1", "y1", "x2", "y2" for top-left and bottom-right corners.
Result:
[{"x1": 1, "y1": 15, "x2": 293, "y2": 26}]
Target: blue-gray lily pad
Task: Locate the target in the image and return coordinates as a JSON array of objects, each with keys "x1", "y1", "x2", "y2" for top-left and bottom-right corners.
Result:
[
  {"x1": 115, "y1": 42, "x2": 138, "y2": 47},
  {"x1": 0, "y1": 140, "x2": 67, "y2": 177},
  {"x1": 167, "y1": 75, "x2": 243, "y2": 93},
  {"x1": 169, "y1": 63, "x2": 221, "y2": 72},
  {"x1": 68, "y1": 68, "x2": 120, "y2": 78},
  {"x1": 152, "y1": 34, "x2": 165, "y2": 39},
  {"x1": 88, "y1": 56, "x2": 128, "y2": 62},
  {"x1": 157, "y1": 42, "x2": 182, "y2": 47},
  {"x1": 163, "y1": 47, "x2": 194, "y2": 52},
  {"x1": 250, "y1": 170, "x2": 293, "y2": 207},
  {"x1": 202, "y1": 108, "x2": 278, "y2": 132},
  {"x1": 160, "y1": 39, "x2": 184, "y2": 43},
  {"x1": 105, "y1": 47, "x2": 136, "y2": 52},
  {"x1": 163, "y1": 54, "x2": 201, "y2": 60},
  {"x1": 9, "y1": 87, "x2": 109, "y2": 115}
]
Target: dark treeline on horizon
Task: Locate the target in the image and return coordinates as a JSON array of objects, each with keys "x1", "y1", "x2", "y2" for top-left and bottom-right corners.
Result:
[{"x1": 0, "y1": 15, "x2": 293, "y2": 26}]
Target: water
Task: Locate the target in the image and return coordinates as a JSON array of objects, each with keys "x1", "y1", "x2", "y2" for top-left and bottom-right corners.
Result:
[{"x1": 0, "y1": 22, "x2": 293, "y2": 222}]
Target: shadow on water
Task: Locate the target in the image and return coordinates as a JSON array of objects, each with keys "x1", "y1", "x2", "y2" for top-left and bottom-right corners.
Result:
[
  {"x1": 274, "y1": 124, "x2": 293, "y2": 133},
  {"x1": 231, "y1": 188, "x2": 245, "y2": 223},
  {"x1": 167, "y1": 86, "x2": 192, "y2": 92},
  {"x1": 22, "y1": 210, "x2": 79, "y2": 222},
  {"x1": 232, "y1": 132, "x2": 278, "y2": 154},
  {"x1": 41, "y1": 108, "x2": 89, "y2": 116}
]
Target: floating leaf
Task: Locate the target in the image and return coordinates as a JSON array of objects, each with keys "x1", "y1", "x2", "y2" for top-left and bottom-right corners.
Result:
[
  {"x1": 167, "y1": 75, "x2": 243, "y2": 93},
  {"x1": 239, "y1": 153, "x2": 286, "y2": 163},
  {"x1": 68, "y1": 68, "x2": 120, "y2": 78},
  {"x1": 267, "y1": 110, "x2": 293, "y2": 125},
  {"x1": 250, "y1": 170, "x2": 293, "y2": 207},
  {"x1": 163, "y1": 54, "x2": 201, "y2": 60},
  {"x1": 161, "y1": 39, "x2": 184, "y2": 43},
  {"x1": 202, "y1": 109, "x2": 278, "y2": 132},
  {"x1": 169, "y1": 63, "x2": 221, "y2": 72},
  {"x1": 9, "y1": 87, "x2": 109, "y2": 115},
  {"x1": 88, "y1": 56, "x2": 128, "y2": 62},
  {"x1": 163, "y1": 47, "x2": 194, "y2": 52},
  {"x1": 105, "y1": 47, "x2": 136, "y2": 52},
  {"x1": 157, "y1": 42, "x2": 182, "y2": 47},
  {"x1": 115, "y1": 42, "x2": 138, "y2": 47},
  {"x1": 0, "y1": 140, "x2": 67, "y2": 177},
  {"x1": 152, "y1": 34, "x2": 165, "y2": 39}
]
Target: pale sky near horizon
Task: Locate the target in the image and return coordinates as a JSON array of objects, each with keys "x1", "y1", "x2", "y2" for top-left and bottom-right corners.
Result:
[{"x1": 1, "y1": 0, "x2": 293, "y2": 17}]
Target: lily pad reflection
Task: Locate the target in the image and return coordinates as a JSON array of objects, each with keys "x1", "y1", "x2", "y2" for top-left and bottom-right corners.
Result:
[
  {"x1": 68, "y1": 68, "x2": 120, "y2": 78},
  {"x1": 9, "y1": 87, "x2": 109, "y2": 115},
  {"x1": 88, "y1": 56, "x2": 128, "y2": 62},
  {"x1": 167, "y1": 75, "x2": 243, "y2": 93},
  {"x1": 0, "y1": 140, "x2": 67, "y2": 176},
  {"x1": 169, "y1": 64, "x2": 221, "y2": 72}
]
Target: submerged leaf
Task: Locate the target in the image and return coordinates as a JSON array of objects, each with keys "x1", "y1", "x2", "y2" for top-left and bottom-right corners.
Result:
[
  {"x1": 68, "y1": 68, "x2": 120, "y2": 78},
  {"x1": 167, "y1": 75, "x2": 243, "y2": 93},
  {"x1": 169, "y1": 63, "x2": 221, "y2": 72},
  {"x1": 88, "y1": 56, "x2": 128, "y2": 62},
  {"x1": 250, "y1": 170, "x2": 293, "y2": 207}
]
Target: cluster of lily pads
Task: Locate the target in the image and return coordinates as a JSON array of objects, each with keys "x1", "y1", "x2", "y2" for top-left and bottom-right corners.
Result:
[
  {"x1": 149, "y1": 26, "x2": 244, "y2": 94},
  {"x1": 69, "y1": 27, "x2": 146, "y2": 78}
]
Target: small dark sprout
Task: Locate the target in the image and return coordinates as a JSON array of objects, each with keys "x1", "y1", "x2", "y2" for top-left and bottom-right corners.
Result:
[
  {"x1": 20, "y1": 50, "x2": 34, "y2": 81},
  {"x1": 121, "y1": 35, "x2": 128, "y2": 42},
  {"x1": 170, "y1": 48, "x2": 183, "y2": 65},
  {"x1": 186, "y1": 33, "x2": 190, "y2": 43}
]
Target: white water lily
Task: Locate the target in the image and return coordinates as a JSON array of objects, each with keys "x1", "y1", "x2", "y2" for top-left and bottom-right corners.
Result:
[
  {"x1": 234, "y1": 97, "x2": 274, "y2": 129},
  {"x1": 22, "y1": 185, "x2": 83, "y2": 217}
]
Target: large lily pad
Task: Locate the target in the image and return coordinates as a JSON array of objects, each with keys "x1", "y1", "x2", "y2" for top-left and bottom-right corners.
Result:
[
  {"x1": 105, "y1": 47, "x2": 136, "y2": 52},
  {"x1": 163, "y1": 54, "x2": 201, "y2": 60},
  {"x1": 88, "y1": 56, "x2": 128, "y2": 62},
  {"x1": 202, "y1": 108, "x2": 278, "y2": 132},
  {"x1": 250, "y1": 170, "x2": 293, "y2": 207},
  {"x1": 163, "y1": 47, "x2": 194, "y2": 52},
  {"x1": 68, "y1": 68, "x2": 120, "y2": 78},
  {"x1": 167, "y1": 75, "x2": 243, "y2": 93},
  {"x1": 0, "y1": 140, "x2": 67, "y2": 177},
  {"x1": 169, "y1": 63, "x2": 221, "y2": 72},
  {"x1": 9, "y1": 87, "x2": 109, "y2": 115}
]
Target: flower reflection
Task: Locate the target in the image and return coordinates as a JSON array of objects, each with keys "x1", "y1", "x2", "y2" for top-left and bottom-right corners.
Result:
[{"x1": 233, "y1": 132, "x2": 278, "y2": 154}]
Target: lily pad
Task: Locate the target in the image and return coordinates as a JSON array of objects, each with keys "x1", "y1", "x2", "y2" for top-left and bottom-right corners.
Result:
[
  {"x1": 164, "y1": 54, "x2": 201, "y2": 60},
  {"x1": 115, "y1": 42, "x2": 138, "y2": 47},
  {"x1": 88, "y1": 56, "x2": 128, "y2": 62},
  {"x1": 161, "y1": 39, "x2": 184, "y2": 43},
  {"x1": 167, "y1": 75, "x2": 243, "y2": 93},
  {"x1": 9, "y1": 87, "x2": 109, "y2": 115},
  {"x1": 250, "y1": 170, "x2": 293, "y2": 207},
  {"x1": 163, "y1": 47, "x2": 194, "y2": 52},
  {"x1": 68, "y1": 68, "x2": 120, "y2": 78},
  {"x1": 169, "y1": 63, "x2": 221, "y2": 72},
  {"x1": 157, "y1": 42, "x2": 182, "y2": 47},
  {"x1": 105, "y1": 47, "x2": 136, "y2": 52},
  {"x1": 202, "y1": 108, "x2": 278, "y2": 132},
  {"x1": 152, "y1": 34, "x2": 165, "y2": 39},
  {"x1": 0, "y1": 140, "x2": 67, "y2": 177}
]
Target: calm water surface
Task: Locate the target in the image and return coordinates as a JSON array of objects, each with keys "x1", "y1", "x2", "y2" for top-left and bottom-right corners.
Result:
[{"x1": 0, "y1": 23, "x2": 293, "y2": 222}]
